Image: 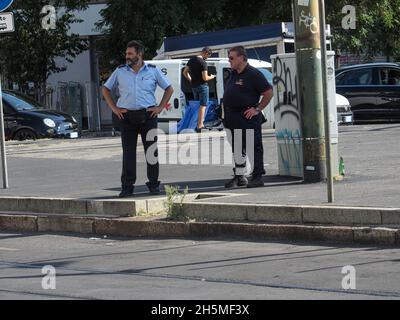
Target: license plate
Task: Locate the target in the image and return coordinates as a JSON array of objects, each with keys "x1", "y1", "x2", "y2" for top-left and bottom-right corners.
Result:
[{"x1": 70, "y1": 132, "x2": 79, "y2": 139}]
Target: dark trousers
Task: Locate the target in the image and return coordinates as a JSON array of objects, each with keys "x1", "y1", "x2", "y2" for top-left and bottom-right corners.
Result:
[
  {"x1": 120, "y1": 110, "x2": 159, "y2": 188},
  {"x1": 224, "y1": 111, "x2": 264, "y2": 177}
]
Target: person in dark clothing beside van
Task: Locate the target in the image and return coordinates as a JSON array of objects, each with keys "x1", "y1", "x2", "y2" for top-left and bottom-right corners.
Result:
[
  {"x1": 183, "y1": 47, "x2": 216, "y2": 132},
  {"x1": 223, "y1": 46, "x2": 273, "y2": 189}
]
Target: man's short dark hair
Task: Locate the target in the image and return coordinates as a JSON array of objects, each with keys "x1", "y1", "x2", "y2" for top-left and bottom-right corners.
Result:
[
  {"x1": 127, "y1": 40, "x2": 145, "y2": 56},
  {"x1": 228, "y1": 46, "x2": 248, "y2": 62},
  {"x1": 202, "y1": 47, "x2": 213, "y2": 55}
]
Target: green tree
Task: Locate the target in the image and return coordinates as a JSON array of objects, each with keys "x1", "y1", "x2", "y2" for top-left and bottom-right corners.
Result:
[
  {"x1": 96, "y1": 0, "x2": 293, "y2": 70},
  {"x1": 96, "y1": 0, "x2": 231, "y2": 70},
  {"x1": 0, "y1": 0, "x2": 88, "y2": 94},
  {"x1": 220, "y1": 0, "x2": 292, "y2": 27},
  {"x1": 327, "y1": 0, "x2": 400, "y2": 61}
]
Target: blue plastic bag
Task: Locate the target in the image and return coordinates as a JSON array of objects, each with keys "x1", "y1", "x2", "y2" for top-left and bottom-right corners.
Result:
[{"x1": 177, "y1": 100, "x2": 219, "y2": 133}]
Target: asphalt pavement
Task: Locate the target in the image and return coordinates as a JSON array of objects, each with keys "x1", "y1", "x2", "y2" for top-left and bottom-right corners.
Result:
[
  {"x1": 1, "y1": 124, "x2": 399, "y2": 208},
  {"x1": 1, "y1": 124, "x2": 400, "y2": 300},
  {"x1": 0, "y1": 232, "x2": 399, "y2": 300}
]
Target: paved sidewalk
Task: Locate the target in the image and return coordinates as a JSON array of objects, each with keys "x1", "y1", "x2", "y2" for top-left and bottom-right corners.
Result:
[{"x1": 1, "y1": 124, "x2": 399, "y2": 208}]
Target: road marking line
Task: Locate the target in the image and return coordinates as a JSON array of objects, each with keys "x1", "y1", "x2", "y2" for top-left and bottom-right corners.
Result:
[{"x1": 0, "y1": 247, "x2": 19, "y2": 252}]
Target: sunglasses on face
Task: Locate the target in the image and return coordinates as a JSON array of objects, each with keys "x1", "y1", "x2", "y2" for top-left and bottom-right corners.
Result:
[{"x1": 229, "y1": 54, "x2": 243, "y2": 61}]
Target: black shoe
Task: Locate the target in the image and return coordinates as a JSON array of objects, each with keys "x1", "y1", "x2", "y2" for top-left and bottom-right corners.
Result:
[
  {"x1": 119, "y1": 186, "x2": 134, "y2": 198},
  {"x1": 247, "y1": 176, "x2": 265, "y2": 188},
  {"x1": 225, "y1": 175, "x2": 248, "y2": 189},
  {"x1": 195, "y1": 127, "x2": 206, "y2": 133},
  {"x1": 147, "y1": 182, "x2": 161, "y2": 195},
  {"x1": 149, "y1": 186, "x2": 161, "y2": 195}
]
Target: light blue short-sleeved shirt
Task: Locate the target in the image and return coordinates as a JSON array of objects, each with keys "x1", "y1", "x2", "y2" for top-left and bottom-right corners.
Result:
[{"x1": 104, "y1": 63, "x2": 171, "y2": 110}]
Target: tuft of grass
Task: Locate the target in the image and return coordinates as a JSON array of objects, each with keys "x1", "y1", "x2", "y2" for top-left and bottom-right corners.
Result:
[{"x1": 164, "y1": 185, "x2": 189, "y2": 220}]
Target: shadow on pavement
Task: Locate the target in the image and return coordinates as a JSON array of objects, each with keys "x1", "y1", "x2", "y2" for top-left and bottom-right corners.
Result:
[{"x1": 84, "y1": 175, "x2": 304, "y2": 200}]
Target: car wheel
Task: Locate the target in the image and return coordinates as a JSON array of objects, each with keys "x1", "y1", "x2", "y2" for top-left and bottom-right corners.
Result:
[{"x1": 13, "y1": 129, "x2": 37, "y2": 141}]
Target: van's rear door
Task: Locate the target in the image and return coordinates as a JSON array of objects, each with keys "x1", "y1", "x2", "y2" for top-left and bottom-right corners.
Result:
[{"x1": 150, "y1": 60, "x2": 183, "y2": 122}]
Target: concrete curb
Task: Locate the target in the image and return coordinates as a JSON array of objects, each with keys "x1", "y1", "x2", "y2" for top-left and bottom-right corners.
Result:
[
  {"x1": 180, "y1": 202, "x2": 400, "y2": 226},
  {"x1": 0, "y1": 214, "x2": 38, "y2": 232},
  {"x1": 1, "y1": 197, "x2": 400, "y2": 228},
  {"x1": 0, "y1": 214, "x2": 399, "y2": 247},
  {"x1": 0, "y1": 197, "x2": 167, "y2": 217}
]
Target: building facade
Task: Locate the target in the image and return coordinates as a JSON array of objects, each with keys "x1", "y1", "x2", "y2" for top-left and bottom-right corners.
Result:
[
  {"x1": 155, "y1": 22, "x2": 332, "y2": 62},
  {"x1": 46, "y1": 1, "x2": 106, "y2": 131}
]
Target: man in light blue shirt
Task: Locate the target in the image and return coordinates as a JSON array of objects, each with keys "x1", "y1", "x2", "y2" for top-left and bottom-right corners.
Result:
[{"x1": 102, "y1": 40, "x2": 173, "y2": 198}]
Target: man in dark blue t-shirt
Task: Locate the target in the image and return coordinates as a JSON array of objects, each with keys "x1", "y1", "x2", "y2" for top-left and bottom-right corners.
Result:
[
  {"x1": 183, "y1": 47, "x2": 216, "y2": 132},
  {"x1": 223, "y1": 46, "x2": 273, "y2": 189}
]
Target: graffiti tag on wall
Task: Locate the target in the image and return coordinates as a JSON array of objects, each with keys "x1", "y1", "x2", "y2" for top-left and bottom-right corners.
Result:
[
  {"x1": 273, "y1": 56, "x2": 303, "y2": 177},
  {"x1": 273, "y1": 56, "x2": 300, "y2": 120}
]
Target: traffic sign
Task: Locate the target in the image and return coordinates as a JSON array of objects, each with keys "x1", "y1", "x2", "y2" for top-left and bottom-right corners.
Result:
[
  {"x1": 0, "y1": 0, "x2": 14, "y2": 12},
  {"x1": 0, "y1": 12, "x2": 14, "y2": 33}
]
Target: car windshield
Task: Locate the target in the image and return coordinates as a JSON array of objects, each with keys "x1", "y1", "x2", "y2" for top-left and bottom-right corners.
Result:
[
  {"x1": 2, "y1": 91, "x2": 46, "y2": 111},
  {"x1": 257, "y1": 68, "x2": 273, "y2": 83}
]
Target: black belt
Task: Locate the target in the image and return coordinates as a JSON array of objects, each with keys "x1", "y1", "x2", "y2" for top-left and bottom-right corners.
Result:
[
  {"x1": 225, "y1": 105, "x2": 257, "y2": 113},
  {"x1": 224, "y1": 108, "x2": 245, "y2": 113},
  {"x1": 125, "y1": 107, "x2": 155, "y2": 113}
]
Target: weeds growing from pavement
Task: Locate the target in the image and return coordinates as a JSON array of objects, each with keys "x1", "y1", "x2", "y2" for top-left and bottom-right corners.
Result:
[{"x1": 164, "y1": 185, "x2": 189, "y2": 220}]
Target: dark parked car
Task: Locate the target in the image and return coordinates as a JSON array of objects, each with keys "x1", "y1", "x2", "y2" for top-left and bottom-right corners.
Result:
[
  {"x1": 336, "y1": 63, "x2": 400, "y2": 123},
  {"x1": 1, "y1": 90, "x2": 79, "y2": 141}
]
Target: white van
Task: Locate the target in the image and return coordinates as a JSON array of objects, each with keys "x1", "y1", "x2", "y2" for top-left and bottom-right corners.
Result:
[{"x1": 146, "y1": 58, "x2": 274, "y2": 131}]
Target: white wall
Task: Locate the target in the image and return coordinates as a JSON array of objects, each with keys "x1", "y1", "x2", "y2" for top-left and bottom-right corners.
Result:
[
  {"x1": 67, "y1": 3, "x2": 107, "y2": 37},
  {"x1": 47, "y1": 50, "x2": 91, "y2": 116},
  {"x1": 45, "y1": 3, "x2": 107, "y2": 123}
]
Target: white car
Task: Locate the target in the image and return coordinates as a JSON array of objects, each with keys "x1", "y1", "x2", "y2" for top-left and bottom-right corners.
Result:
[{"x1": 336, "y1": 93, "x2": 353, "y2": 125}]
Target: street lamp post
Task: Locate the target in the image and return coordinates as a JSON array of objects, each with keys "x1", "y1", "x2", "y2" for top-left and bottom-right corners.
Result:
[
  {"x1": 318, "y1": 0, "x2": 334, "y2": 203},
  {"x1": 293, "y1": 0, "x2": 326, "y2": 184},
  {"x1": 0, "y1": 0, "x2": 16, "y2": 189},
  {"x1": 293, "y1": 0, "x2": 334, "y2": 202},
  {"x1": 0, "y1": 78, "x2": 9, "y2": 189}
]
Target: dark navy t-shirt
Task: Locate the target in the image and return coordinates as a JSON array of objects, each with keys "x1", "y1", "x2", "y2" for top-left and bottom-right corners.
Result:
[
  {"x1": 223, "y1": 64, "x2": 272, "y2": 112},
  {"x1": 187, "y1": 56, "x2": 208, "y2": 87}
]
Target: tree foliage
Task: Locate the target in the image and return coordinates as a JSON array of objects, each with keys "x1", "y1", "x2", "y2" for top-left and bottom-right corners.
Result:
[
  {"x1": 327, "y1": 0, "x2": 400, "y2": 61},
  {"x1": 0, "y1": 0, "x2": 89, "y2": 90},
  {"x1": 98, "y1": 0, "x2": 400, "y2": 68},
  {"x1": 95, "y1": 0, "x2": 293, "y2": 69},
  {"x1": 2, "y1": 0, "x2": 399, "y2": 87}
]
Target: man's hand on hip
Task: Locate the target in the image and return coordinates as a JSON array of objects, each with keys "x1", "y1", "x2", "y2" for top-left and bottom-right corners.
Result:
[
  {"x1": 244, "y1": 107, "x2": 260, "y2": 120},
  {"x1": 112, "y1": 107, "x2": 128, "y2": 120},
  {"x1": 147, "y1": 106, "x2": 163, "y2": 118}
]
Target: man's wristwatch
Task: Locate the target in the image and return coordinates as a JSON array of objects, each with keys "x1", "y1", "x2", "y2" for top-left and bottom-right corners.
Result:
[{"x1": 255, "y1": 106, "x2": 261, "y2": 113}]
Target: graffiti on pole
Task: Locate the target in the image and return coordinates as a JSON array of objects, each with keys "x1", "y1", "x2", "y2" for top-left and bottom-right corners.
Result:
[{"x1": 299, "y1": 10, "x2": 319, "y2": 34}]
